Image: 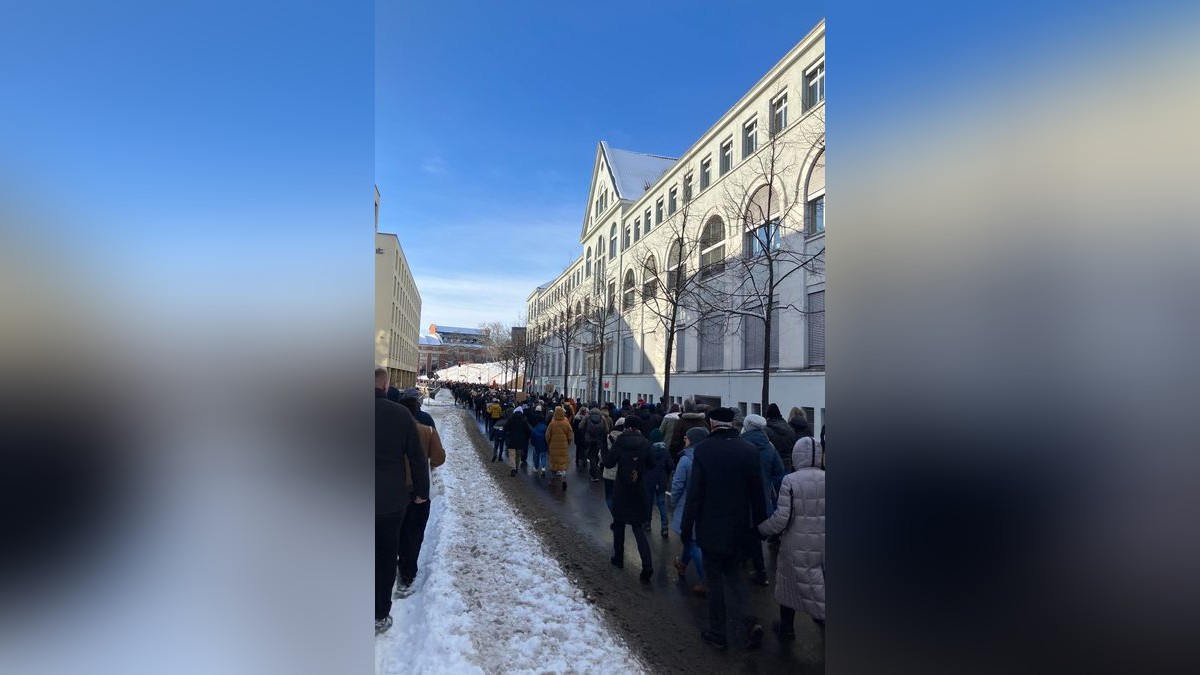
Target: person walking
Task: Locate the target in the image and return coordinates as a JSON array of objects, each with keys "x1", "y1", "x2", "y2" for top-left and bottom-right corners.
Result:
[
  {"x1": 681, "y1": 407, "x2": 767, "y2": 651},
  {"x1": 603, "y1": 416, "x2": 655, "y2": 582},
  {"x1": 545, "y1": 406, "x2": 573, "y2": 491},
  {"x1": 602, "y1": 416, "x2": 625, "y2": 517},
  {"x1": 643, "y1": 440, "x2": 672, "y2": 538},
  {"x1": 375, "y1": 368, "x2": 429, "y2": 635},
  {"x1": 671, "y1": 426, "x2": 709, "y2": 597},
  {"x1": 757, "y1": 433, "x2": 825, "y2": 639},
  {"x1": 582, "y1": 407, "x2": 610, "y2": 483},
  {"x1": 763, "y1": 403, "x2": 798, "y2": 473},
  {"x1": 530, "y1": 415, "x2": 549, "y2": 478},
  {"x1": 394, "y1": 393, "x2": 446, "y2": 598},
  {"x1": 742, "y1": 414, "x2": 785, "y2": 586},
  {"x1": 504, "y1": 407, "x2": 531, "y2": 474},
  {"x1": 486, "y1": 398, "x2": 503, "y2": 434}
]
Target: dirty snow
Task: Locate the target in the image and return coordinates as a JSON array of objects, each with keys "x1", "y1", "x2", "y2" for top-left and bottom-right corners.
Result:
[{"x1": 375, "y1": 391, "x2": 645, "y2": 675}]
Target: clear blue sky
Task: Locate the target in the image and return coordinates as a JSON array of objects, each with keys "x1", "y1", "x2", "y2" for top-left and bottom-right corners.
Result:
[{"x1": 377, "y1": 1, "x2": 825, "y2": 332}]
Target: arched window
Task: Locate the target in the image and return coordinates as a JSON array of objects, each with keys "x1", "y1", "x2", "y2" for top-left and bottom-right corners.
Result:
[
  {"x1": 804, "y1": 150, "x2": 825, "y2": 235},
  {"x1": 642, "y1": 256, "x2": 658, "y2": 299},
  {"x1": 700, "y1": 216, "x2": 726, "y2": 273},
  {"x1": 585, "y1": 247, "x2": 592, "y2": 277},
  {"x1": 623, "y1": 269, "x2": 636, "y2": 310},
  {"x1": 744, "y1": 184, "x2": 782, "y2": 257},
  {"x1": 666, "y1": 238, "x2": 685, "y2": 293},
  {"x1": 609, "y1": 224, "x2": 618, "y2": 258}
]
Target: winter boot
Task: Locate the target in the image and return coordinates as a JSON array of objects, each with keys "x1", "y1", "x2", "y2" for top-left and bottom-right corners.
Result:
[
  {"x1": 640, "y1": 567, "x2": 653, "y2": 583},
  {"x1": 510, "y1": 468, "x2": 517, "y2": 477},
  {"x1": 610, "y1": 555, "x2": 624, "y2": 569},
  {"x1": 749, "y1": 570, "x2": 769, "y2": 587},
  {"x1": 561, "y1": 477, "x2": 567, "y2": 492},
  {"x1": 746, "y1": 620, "x2": 765, "y2": 650},
  {"x1": 673, "y1": 558, "x2": 686, "y2": 577},
  {"x1": 691, "y1": 583, "x2": 707, "y2": 598},
  {"x1": 375, "y1": 616, "x2": 393, "y2": 635}
]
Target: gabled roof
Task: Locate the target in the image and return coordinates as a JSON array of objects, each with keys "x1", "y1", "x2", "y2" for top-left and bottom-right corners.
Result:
[{"x1": 602, "y1": 141, "x2": 676, "y2": 201}]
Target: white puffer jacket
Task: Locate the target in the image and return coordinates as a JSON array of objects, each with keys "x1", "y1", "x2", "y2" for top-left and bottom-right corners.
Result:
[{"x1": 757, "y1": 439, "x2": 825, "y2": 621}]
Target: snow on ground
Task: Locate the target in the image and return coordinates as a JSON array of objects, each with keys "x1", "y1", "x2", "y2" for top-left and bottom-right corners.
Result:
[
  {"x1": 376, "y1": 391, "x2": 645, "y2": 675},
  {"x1": 431, "y1": 362, "x2": 521, "y2": 388}
]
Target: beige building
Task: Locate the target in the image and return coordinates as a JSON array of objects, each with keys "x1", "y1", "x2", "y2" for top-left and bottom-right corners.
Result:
[
  {"x1": 526, "y1": 21, "x2": 825, "y2": 431},
  {"x1": 376, "y1": 186, "x2": 421, "y2": 388}
]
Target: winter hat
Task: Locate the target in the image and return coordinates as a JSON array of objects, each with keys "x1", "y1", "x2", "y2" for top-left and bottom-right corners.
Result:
[
  {"x1": 623, "y1": 416, "x2": 643, "y2": 432},
  {"x1": 614, "y1": 416, "x2": 626, "y2": 428},
  {"x1": 399, "y1": 388, "x2": 421, "y2": 401},
  {"x1": 742, "y1": 414, "x2": 768, "y2": 433},
  {"x1": 707, "y1": 407, "x2": 737, "y2": 425},
  {"x1": 648, "y1": 428, "x2": 664, "y2": 443},
  {"x1": 684, "y1": 427, "x2": 709, "y2": 447},
  {"x1": 766, "y1": 403, "x2": 783, "y2": 419}
]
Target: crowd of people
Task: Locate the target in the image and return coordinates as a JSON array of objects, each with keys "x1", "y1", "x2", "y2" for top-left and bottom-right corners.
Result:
[{"x1": 441, "y1": 380, "x2": 826, "y2": 652}]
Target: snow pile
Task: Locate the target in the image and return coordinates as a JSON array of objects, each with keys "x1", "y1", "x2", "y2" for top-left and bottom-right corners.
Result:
[
  {"x1": 432, "y1": 361, "x2": 521, "y2": 387},
  {"x1": 376, "y1": 392, "x2": 645, "y2": 675}
]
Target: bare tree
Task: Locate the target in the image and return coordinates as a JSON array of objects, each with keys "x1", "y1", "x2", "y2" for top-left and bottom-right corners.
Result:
[
  {"x1": 693, "y1": 110, "x2": 825, "y2": 410},
  {"x1": 478, "y1": 320, "x2": 514, "y2": 384},
  {"x1": 533, "y1": 283, "x2": 586, "y2": 396},
  {"x1": 628, "y1": 193, "x2": 709, "y2": 407}
]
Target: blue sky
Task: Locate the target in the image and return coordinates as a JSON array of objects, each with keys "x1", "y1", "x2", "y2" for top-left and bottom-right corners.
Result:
[{"x1": 377, "y1": 1, "x2": 825, "y2": 332}]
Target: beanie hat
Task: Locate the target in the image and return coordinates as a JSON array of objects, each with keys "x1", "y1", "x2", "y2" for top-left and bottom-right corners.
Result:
[
  {"x1": 623, "y1": 416, "x2": 643, "y2": 432},
  {"x1": 685, "y1": 427, "x2": 710, "y2": 447},
  {"x1": 742, "y1": 414, "x2": 768, "y2": 432},
  {"x1": 614, "y1": 416, "x2": 626, "y2": 428}
]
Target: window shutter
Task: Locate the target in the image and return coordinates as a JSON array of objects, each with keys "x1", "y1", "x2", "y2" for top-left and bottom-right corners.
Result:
[{"x1": 807, "y1": 291, "x2": 825, "y2": 367}]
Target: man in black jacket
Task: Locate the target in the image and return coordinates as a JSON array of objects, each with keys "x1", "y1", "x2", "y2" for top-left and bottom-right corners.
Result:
[
  {"x1": 376, "y1": 367, "x2": 430, "y2": 635},
  {"x1": 681, "y1": 407, "x2": 767, "y2": 651}
]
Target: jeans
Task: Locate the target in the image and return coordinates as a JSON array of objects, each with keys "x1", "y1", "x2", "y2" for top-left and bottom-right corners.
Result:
[
  {"x1": 534, "y1": 449, "x2": 548, "y2": 471},
  {"x1": 681, "y1": 539, "x2": 705, "y2": 580},
  {"x1": 703, "y1": 549, "x2": 752, "y2": 643},
  {"x1": 375, "y1": 511, "x2": 405, "y2": 620},
  {"x1": 613, "y1": 520, "x2": 652, "y2": 572},
  {"x1": 493, "y1": 436, "x2": 504, "y2": 458},
  {"x1": 645, "y1": 490, "x2": 668, "y2": 531},
  {"x1": 396, "y1": 499, "x2": 431, "y2": 584}
]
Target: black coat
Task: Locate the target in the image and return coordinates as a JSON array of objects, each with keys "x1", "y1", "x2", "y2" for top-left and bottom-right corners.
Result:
[
  {"x1": 765, "y1": 417, "x2": 798, "y2": 472},
  {"x1": 376, "y1": 389, "x2": 430, "y2": 516},
  {"x1": 505, "y1": 412, "x2": 532, "y2": 449},
  {"x1": 680, "y1": 428, "x2": 766, "y2": 557},
  {"x1": 603, "y1": 430, "x2": 655, "y2": 524}
]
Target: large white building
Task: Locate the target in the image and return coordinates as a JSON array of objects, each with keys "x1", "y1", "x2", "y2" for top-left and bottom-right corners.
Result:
[
  {"x1": 525, "y1": 21, "x2": 825, "y2": 430},
  {"x1": 376, "y1": 186, "x2": 422, "y2": 388}
]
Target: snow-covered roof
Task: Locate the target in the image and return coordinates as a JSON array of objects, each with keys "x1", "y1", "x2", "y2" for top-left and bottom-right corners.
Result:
[
  {"x1": 602, "y1": 141, "x2": 676, "y2": 201},
  {"x1": 418, "y1": 335, "x2": 442, "y2": 346},
  {"x1": 433, "y1": 325, "x2": 484, "y2": 336}
]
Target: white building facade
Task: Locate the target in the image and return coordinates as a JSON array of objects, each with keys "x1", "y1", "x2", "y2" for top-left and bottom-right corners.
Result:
[{"x1": 525, "y1": 21, "x2": 825, "y2": 431}]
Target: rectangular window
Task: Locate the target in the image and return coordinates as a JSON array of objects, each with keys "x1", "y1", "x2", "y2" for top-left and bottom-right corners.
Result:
[
  {"x1": 623, "y1": 224, "x2": 631, "y2": 249},
  {"x1": 621, "y1": 334, "x2": 639, "y2": 374},
  {"x1": 674, "y1": 329, "x2": 686, "y2": 372},
  {"x1": 738, "y1": 402, "x2": 748, "y2": 417},
  {"x1": 700, "y1": 157, "x2": 711, "y2": 190},
  {"x1": 751, "y1": 402, "x2": 762, "y2": 415},
  {"x1": 771, "y1": 93, "x2": 788, "y2": 134},
  {"x1": 804, "y1": 62, "x2": 825, "y2": 111},
  {"x1": 744, "y1": 218, "x2": 781, "y2": 257},
  {"x1": 698, "y1": 315, "x2": 725, "y2": 371},
  {"x1": 742, "y1": 118, "x2": 758, "y2": 158},
  {"x1": 807, "y1": 290, "x2": 825, "y2": 367},
  {"x1": 642, "y1": 333, "x2": 655, "y2": 374},
  {"x1": 668, "y1": 187, "x2": 678, "y2": 215},
  {"x1": 644, "y1": 208, "x2": 652, "y2": 235},
  {"x1": 656, "y1": 198, "x2": 664, "y2": 224},
  {"x1": 683, "y1": 173, "x2": 693, "y2": 203},
  {"x1": 807, "y1": 195, "x2": 825, "y2": 234},
  {"x1": 633, "y1": 219, "x2": 641, "y2": 242},
  {"x1": 607, "y1": 282, "x2": 616, "y2": 312},
  {"x1": 742, "y1": 314, "x2": 780, "y2": 369},
  {"x1": 720, "y1": 139, "x2": 733, "y2": 175}
]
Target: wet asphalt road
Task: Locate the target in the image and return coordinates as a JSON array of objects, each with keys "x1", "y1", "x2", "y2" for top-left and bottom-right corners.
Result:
[{"x1": 448, "y1": 401, "x2": 825, "y2": 674}]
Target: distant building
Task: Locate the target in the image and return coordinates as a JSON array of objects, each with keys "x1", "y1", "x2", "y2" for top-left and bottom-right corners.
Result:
[
  {"x1": 418, "y1": 324, "x2": 492, "y2": 377},
  {"x1": 375, "y1": 187, "x2": 421, "y2": 388}
]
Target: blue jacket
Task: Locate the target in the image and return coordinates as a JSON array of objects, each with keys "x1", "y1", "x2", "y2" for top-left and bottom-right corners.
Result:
[
  {"x1": 530, "y1": 422, "x2": 548, "y2": 454},
  {"x1": 743, "y1": 428, "x2": 785, "y2": 515},
  {"x1": 643, "y1": 441, "x2": 672, "y2": 495},
  {"x1": 669, "y1": 445, "x2": 694, "y2": 534}
]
